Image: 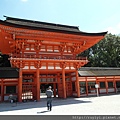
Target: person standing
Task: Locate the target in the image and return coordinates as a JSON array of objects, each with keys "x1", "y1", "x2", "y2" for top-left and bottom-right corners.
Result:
[{"x1": 46, "y1": 86, "x2": 53, "y2": 111}]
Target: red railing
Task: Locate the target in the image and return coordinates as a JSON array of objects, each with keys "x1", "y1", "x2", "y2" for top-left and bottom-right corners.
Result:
[{"x1": 10, "y1": 54, "x2": 87, "y2": 61}]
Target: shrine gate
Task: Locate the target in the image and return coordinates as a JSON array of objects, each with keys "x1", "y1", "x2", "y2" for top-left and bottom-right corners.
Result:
[{"x1": 0, "y1": 16, "x2": 107, "y2": 102}]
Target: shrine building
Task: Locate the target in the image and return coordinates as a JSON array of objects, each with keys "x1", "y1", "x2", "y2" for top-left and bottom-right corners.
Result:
[{"x1": 0, "y1": 16, "x2": 111, "y2": 102}]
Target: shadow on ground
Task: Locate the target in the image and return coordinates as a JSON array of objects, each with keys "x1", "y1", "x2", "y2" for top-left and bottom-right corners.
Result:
[
  {"x1": 37, "y1": 110, "x2": 50, "y2": 114},
  {"x1": 0, "y1": 97, "x2": 91, "y2": 112}
]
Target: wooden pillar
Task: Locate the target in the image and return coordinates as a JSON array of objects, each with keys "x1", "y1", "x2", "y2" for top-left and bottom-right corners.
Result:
[
  {"x1": 76, "y1": 70, "x2": 80, "y2": 97},
  {"x1": 57, "y1": 73, "x2": 60, "y2": 83},
  {"x1": 57, "y1": 73, "x2": 60, "y2": 97},
  {"x1": 70, "y1": 73, "x2": 73, "y2": 96},
  {"x1": 1, "y1": 79, "x2": 4, "y2": 102},
  {"x1": 113, "y1": 76, "x2": 117, "y2": 93},
  {"x1": 62, "y1": 66, "x2": 66, "y2": 99},
  {"x1": 105, "y1": 77, "x2": 108, "y2": 94},
  {"x1": 36, "y1": 68, "x2": 40, "y2": 101},
  {"x1": 53, "y1": 83, "x2": 56, "y2": 97},
  {"x1": 85, "y1": 77, "x2": 88, "y2": 96},
  {"x1": 33, "y1": 73, "x2": 37, "y2": 100},
  {"x1": 18, "y1": 68, "x2": 22, "y2": 102}
]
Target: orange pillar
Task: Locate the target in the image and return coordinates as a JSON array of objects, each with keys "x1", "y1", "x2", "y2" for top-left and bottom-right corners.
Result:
[
  {"x1": 18, "y1": 68, "x2": 22, "y2": 102},
  {"x1": 1, "y1": 79, "x2": 4, "y2": 102},
  {"x1": 69, "y1": 73, "x2": 72, "y2": 96},
  {"x1": 105, "y1": 77, "x2": 108, "y2": 94},
  {"x1": 57, "y1": 73, "x2": 60, "y2": 97},
  {"x1": 33, "y1": 73, "x2": 37, "y2": 100},
  {"x1": 113, "y1": 76, "x2": 117, "y2": 93},
  {"x1": 62, "y1": 67, "x2": 66, "y2": 99},
  {"x1": 36, "y1": 68, "x2": 40, "y2": 101},
  {"x1": 85, "y1": 77, "x2": 88, "y2": 96},
  {"x1": 76, "y1": 70, "x2": 80, "y2": 97}
]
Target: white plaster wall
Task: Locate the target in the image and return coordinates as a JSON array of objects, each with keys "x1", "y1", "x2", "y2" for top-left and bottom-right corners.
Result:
[
  {"x1": 65, "y1": 67, "x2": 70, "y2": 70},
  {"x1": 21, "y1": 65, "x2": 75, "y2": 70},
  {"x1": 108, "y1": 88, "x2": 114, "y2": 92},
  {"x1": 88, "y1": 93, "x2": 96, "y2": 96},
  {"x1": 40, "y1": 66, "x2": 46, "y2": 69},
  {"x1": 55, "y1": 66, "x2": 61, "y2": 69},
  {"x1": 80, "y1": 94, "x2": 87, "y2": 97},
  {"x1": 23, "y1": 66, "x2": 29, "y2": 69},
  {"x1": 100, "y1": 89, "x2": 106, "y2": 93},
  {"x1": 4, "y1": 96, "x2": 9, "y2": 101},
  {"x1": 70, "y1": 67, "x2": 75, "y2": 70},
  {"x1": 30, "y1": 66, "x2": 36, "y2": 69},
  {"x1": 48, "y1": 66, "x2": 54, "y2": 69}
]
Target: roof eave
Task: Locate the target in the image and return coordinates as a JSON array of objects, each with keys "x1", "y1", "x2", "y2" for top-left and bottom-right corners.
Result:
[{"x1": 0, "y1": 19, "x2": 107, "y2": 36}]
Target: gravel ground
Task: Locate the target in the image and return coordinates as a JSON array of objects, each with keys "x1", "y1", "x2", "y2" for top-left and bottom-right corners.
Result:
[{"x1": 0, "y1": 94, "x2": 120, "y2": 115}]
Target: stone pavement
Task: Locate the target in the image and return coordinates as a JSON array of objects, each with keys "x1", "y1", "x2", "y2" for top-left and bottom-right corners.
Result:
[{"x1": 0, "y1": 94, "x2": 120, "y2": 115}]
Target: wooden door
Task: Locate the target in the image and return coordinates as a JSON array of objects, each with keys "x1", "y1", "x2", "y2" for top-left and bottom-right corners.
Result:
[{"x1": 22, "y1": 83, "x2": 35, "y2": 101}]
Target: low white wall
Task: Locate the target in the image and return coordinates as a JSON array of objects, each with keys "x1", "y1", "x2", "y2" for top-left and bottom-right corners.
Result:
[
  {"x1": 88, "y1": 93, "x2": 96, "y2": 96},
  {"x1": 100, "y1": 89, "x2": 106, "y2": 93},
  {"x1": 108, "y1": 88, "x2": 115, "y2": 92},
  {"x1": 72, "y1": 93, "x2": 77, "y2": 96},
  {"x1": 4, "y1": 96, "x2": 9, "y2": 101}
]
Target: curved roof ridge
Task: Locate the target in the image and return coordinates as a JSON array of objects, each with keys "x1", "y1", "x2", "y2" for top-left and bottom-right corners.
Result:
[
  {"x1": 4, "y1": 16, "x2": 79, "y2": 29},
  {"x1": 0, "y1": 16, "x2": 107, "y2": 36}
]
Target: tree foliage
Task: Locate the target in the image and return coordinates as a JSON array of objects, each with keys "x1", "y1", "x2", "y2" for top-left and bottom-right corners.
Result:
[
  {"x1": 79, "y1": 33, "x2": 120, "y2": 67},
  {"x1": 0, "y1": 53, "x2": 11, "y2": 67}
]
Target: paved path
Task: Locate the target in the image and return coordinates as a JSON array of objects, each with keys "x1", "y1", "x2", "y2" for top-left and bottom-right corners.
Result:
[{"x1": 0, "y1": 94, "x2": 120, "y2": 115}]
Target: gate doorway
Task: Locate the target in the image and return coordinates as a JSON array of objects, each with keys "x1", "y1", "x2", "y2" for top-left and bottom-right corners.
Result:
[
  {"x1": 40, "y1": 83, "x2": 53, "y2": 93},
  {"x1": 40, "y1": 83, "x2": 58, "y2": 98},
  {"x1": 22, "y1": 77, "x2": 36, "y2": 102}
]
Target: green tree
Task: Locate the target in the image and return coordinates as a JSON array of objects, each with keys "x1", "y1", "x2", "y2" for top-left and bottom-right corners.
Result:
[
  {"x1": 79, "y1": 33, "x2": 120, "y2": 67},
  {"x1": 0, "y1": 51, "x2": 3, "y2": 67},
  {"x1": 0, "y1": 52, "x2": 11, "y2": 67}
]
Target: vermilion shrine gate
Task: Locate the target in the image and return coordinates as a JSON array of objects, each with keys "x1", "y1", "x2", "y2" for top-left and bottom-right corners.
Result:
[{"x1": 0, "y1": 16, "x2": 107, "y2": 102}]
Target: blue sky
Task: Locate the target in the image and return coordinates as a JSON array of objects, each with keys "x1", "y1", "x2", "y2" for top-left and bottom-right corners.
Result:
[{"x1": 0, "y1": 0, "x2": 120, "y2": 34}]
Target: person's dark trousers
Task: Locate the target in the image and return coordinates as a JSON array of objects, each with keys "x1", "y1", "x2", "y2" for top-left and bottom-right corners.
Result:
[{"x1": 47, "y1": 98, "x2": 52, "y2": 111}]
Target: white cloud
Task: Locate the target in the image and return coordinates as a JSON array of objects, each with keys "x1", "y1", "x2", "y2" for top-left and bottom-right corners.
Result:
[
  {"x1": 21, "y1": 0, "x2": 28, "y2": 2},
  {"x1": 104, "y1": 22, "x2": 120, "y2": 35}
]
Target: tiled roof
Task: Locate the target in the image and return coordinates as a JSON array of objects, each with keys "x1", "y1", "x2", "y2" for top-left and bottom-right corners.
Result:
[
  {"x1": 0, "y1": 16, "x2": 107, "y2": 36},
  {"x1": 0, "y1": 67, "x2": 19, "y2": 78},
  {"x1": 78, "y1": 67, "x2": 120, "y2": 76},
  {"x1": 5, "y1": 16, "x2": 80, "y2": 32}
]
